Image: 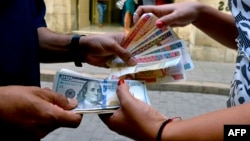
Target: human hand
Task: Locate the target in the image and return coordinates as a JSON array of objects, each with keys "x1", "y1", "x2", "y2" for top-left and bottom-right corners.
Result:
[
  {"x1": 79, "y1": 33, "x2": 137, "y2": 68},
  {"x1": 0, "y1": 86, "x2": 82, "y2": 140},
  {"x1": 133, "y1": 1, "x2": 202, "y2": 28},
  {"x1": 99, "y1": 79, "x2": 167, "y2": 141}
]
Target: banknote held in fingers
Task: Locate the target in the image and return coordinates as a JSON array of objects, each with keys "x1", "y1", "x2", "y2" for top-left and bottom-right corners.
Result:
[
  {"x1": 108, "y1": 13, "x2": 194, "y2": 84},
  {"x1": 53, "y1": 69, "x2": 150, "y2": 114}
]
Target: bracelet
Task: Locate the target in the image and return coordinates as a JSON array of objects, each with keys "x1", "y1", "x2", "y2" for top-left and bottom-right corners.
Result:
[
  {"x1": 70, "y1": 34, "x2": 85, "y2": 67},
  {"x1": 156, "y1": 117, "x2": 182, "y2": 141}
]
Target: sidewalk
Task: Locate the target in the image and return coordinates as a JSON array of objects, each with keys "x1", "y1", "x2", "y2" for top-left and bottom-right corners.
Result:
[{"x1": 40, "y1": 60, "x2": 235, "y2": 95}]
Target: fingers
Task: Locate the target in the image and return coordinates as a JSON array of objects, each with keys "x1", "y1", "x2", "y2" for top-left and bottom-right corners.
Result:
[
  {"x1": 156, "y1": 20, "x2": 165, "y2": 28},
  {"x1": 156, "y1": 13, "x2": 175, "y2": 28},
  {"x1": 134, "y1": 5, "x2": 173, "y2": 28},
  {"x1": 116, "y1": 79, "x2": 134, "y2": 106},
  {"x1": 111, "y1": 33, "x2": 137, "y2": 66},
  {"x1": 116, "y1": 79, "x2": 141, "y2": 114},
  {"x1": 53, "y1": 108, "x2": 82, "y2": 128},
  {"x1": 133, "y1": 12, "x2": 140, "y2": 25},
  {"x1": 37, "y1": 89, "x2": 82, "y2": 127},
  {"x1": 133, "y1": 5, "x2": 159, "y2": 23},
  {"x1": 98, "y1": 113, "x2": 113, "y2": 124},
  {"x1": 156, "y1": 12, "x2": 185, "y2": 28},
  {"x1": 110, "y1": 43, "x2": 137, "y2": 66},
  {"x1": 42, "y1": 87, "x2": 52, "y2": 91},
  {"x1": 86, "y1": 56, "x2": 112, "y2": 68},
  {"x1": 122, "y1": 53, "x2": 137, "y2": 66},
  {"x1": 134, "y1": 2, "x2": 200, "y2": 28},
  {"x1": 49, "y1": 96, "x2": 82, "y2": 127},
  {"x1": 84, "y1": 33, "x2": 137, "y2": 67},
  {"x1": 51, "y1": 93, "x2": 83, "y2": 126},
  {"x1": 43, "y1": 90, "x2": 78, "y2": 110}
]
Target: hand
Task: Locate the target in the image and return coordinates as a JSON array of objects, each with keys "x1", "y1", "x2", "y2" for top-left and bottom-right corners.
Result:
[
  {"x1": 79, "y1": 33, "x2": 137, "y2": 68},
  {"x1": 99, "y1": 80, "x2": 167, "y2": 141},
  {"x1": 0, "y1": 86, "x2": 82, "y2": 140},
  {"x1": 133, "y1": 1, "x2": 201, "y2": 28}
]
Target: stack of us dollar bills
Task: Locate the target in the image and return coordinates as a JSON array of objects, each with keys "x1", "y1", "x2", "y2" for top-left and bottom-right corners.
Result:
[
  {"x1": 106, "y1": 13, "x2": 194, "y2": 84},
  {"x1": 53, "y1": 69, "x2": 150, "y2": 114}
]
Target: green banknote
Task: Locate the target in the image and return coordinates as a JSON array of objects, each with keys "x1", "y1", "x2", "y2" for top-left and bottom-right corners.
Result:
[{"x1": 53, "y1": 69, "x2": 150, "y2": 114}]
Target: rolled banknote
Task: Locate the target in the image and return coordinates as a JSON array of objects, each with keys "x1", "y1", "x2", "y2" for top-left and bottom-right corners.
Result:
[{"x1": 52, "y1": 69, "x2": 150, "y2": 114}]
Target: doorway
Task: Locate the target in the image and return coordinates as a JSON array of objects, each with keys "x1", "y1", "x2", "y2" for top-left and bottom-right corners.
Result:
[{"x1": 90, "y1": 0, "x2": 122, "y2": 26}]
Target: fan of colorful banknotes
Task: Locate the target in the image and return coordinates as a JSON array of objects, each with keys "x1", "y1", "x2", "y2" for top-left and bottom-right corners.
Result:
[{"x1": 107, "y1": 12, "x2": 194, "y2": 83}]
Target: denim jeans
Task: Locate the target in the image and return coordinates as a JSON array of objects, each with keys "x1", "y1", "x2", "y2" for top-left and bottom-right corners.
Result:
[{"x1": 97, "y1": 2, "x2": 107, "y2": 24}]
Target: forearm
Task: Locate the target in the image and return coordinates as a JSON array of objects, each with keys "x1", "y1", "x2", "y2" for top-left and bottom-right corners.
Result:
[
  {"x1": 192, "y1": 3, "x2": 238, "y2": 50},
  {"x1": 37, "y1": 27, "x2": 75, "y2": 63},
  {"x1": 162, "y1": 103, "x2": 250, "y2": 141}
]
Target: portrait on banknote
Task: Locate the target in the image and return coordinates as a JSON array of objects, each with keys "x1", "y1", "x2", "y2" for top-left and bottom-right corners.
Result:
[{"x1": 76, "y1": 80, "x2": 103, "y2": 110}]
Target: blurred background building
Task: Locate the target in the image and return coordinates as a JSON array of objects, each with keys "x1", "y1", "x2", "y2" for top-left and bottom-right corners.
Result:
[{"x1": 44, "y1": 0, "x2": 236, "y2": 63}]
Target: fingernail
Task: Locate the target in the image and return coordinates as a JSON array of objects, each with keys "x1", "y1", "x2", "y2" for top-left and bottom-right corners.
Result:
[
  {"x1": 156, "y1": 20, "x2": 165, "y2": 28},
  {"x1": 68, "y1": 98, "x2": 77, "y2": 104},
  {"x1": 118, "y1": 79, "x2": 125, "y2": 86},
  {"x1": 127, "y1": 57, "x2": 137, "y2": 66}
]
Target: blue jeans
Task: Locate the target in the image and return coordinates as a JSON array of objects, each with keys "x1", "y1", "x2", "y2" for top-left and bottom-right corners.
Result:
[{"x1": 97, "y1": 2, "x2": 107, "y2": 24}]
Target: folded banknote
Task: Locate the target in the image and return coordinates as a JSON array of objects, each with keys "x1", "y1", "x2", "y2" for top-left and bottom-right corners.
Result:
[{"x1": 52, "y1": 69, "x2": 150, "y2": 114}]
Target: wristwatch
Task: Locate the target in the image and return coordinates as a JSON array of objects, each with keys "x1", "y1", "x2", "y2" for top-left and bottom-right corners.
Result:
[{"x1": 70, "y1": 34, "x2": 85, "y2": 67}]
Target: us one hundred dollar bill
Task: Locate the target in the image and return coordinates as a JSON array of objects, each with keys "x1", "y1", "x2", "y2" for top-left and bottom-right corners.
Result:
[{"x1": 52, "y1": 69, "x2": 150, "y2": 114}]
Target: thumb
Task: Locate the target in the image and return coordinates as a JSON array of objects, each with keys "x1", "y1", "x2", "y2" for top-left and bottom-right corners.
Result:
[
  {"x1": 116, "y1": 79, "x2": 137, "y2": 109},
  {"x1": 41, "y1": 91, "x2": 82, "y2": 128},
  {"x1": 156, "y1": 12, "x2": 189, "y2": 28},
  {"x1": 116, "y1": 47, "x2": 137, "y2": 66},
  {"x1": 51, "y1": 92, "x2": 79, "y2": 110},
  {"x1": 37, "y1": 89, "x2": 78, "y2": 110},
  {"x1": 156, "y1": 15, "x2": 174, "y2": 28}
]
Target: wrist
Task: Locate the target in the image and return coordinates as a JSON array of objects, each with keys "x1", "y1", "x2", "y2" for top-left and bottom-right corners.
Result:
[
  {"x1": 192, "y1": 2, "x2": 214, "y2": 26},
  {"x1": 157, "y1": 117, "x2": 182, "y2": 141}
]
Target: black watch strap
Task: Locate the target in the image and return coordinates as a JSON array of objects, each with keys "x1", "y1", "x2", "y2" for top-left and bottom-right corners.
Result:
[{"x1": 70, "y1": 34, "x2": 84, "y2": 67}]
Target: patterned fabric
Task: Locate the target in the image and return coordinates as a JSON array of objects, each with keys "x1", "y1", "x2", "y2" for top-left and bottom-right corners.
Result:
[{"x1": 227, "y1": 0, "x2": 250, "y2": 107}]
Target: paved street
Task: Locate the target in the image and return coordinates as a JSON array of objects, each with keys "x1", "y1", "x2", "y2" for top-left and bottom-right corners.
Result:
[{"x1": 41, "y1": 81, "x2": 228, "y2": 141}]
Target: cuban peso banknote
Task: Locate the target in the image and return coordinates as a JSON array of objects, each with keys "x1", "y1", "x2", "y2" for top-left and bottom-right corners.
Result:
[
  {"x1": 53, "y1": 69, "x2": 150, "y2": 114},
  {"x1": 107, "y1": 13, "x2": 194, "y2": 84}
]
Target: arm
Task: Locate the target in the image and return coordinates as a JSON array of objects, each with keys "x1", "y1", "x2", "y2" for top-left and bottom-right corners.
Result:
[
  {"x1": 100, "y1": 80, "x2": 250, "y2": 141},
  {"x1": 134, "y1": 1, "x2": 238, "y2": 50},
  {"x1": 37, "y1": 27, "x2": 73, "y2": 63},
  {"x1": 163, "y1": 103, "x2": 250, "y2": 141},
  {"x1": 192, "y1": 2, "x2": 237, "y2": 50},
  {"x1": 37, "y1": 27, "x2": 136, "y2": 67}
]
